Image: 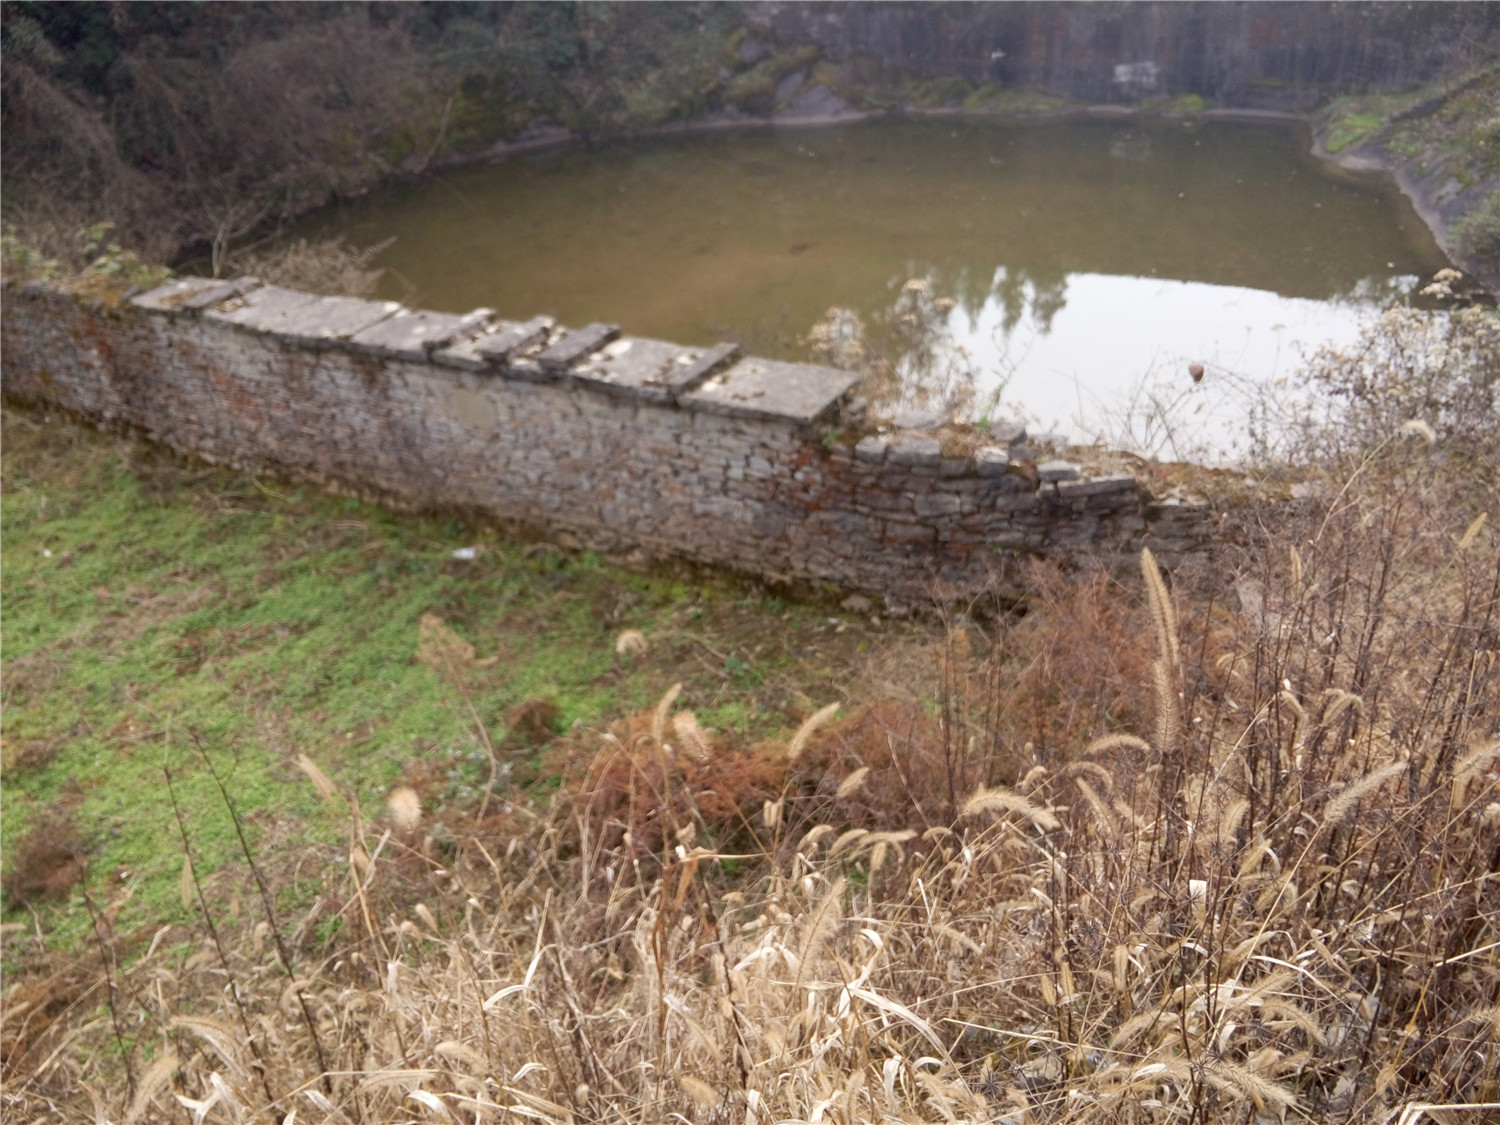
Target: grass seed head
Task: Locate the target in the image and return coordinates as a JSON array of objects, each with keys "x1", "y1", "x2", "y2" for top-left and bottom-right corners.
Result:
[{"x1": 387, "y1": 785, "x2": 422, "y2": 831}]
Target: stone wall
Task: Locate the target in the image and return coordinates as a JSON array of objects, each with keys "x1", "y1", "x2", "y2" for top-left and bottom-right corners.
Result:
[{"x1": 0, "y1": 279, "x2": 1214, "y2": 602}]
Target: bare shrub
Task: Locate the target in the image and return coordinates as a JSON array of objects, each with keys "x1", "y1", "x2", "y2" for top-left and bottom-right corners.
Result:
[
  {"x1": 2, "y1": 12, "x2": 446, "y2": 268},
  {"x1": 1254, "y1": 305, "x2": 1500, "y2": 499},
  {"x1": 225, "y1": 236, "x2": 392, "y2": 299}
]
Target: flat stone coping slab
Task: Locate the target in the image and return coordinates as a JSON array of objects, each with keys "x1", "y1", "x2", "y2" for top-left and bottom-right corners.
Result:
[
  {"x1": 132, "y1": 277, "x2": 224, "y2": 312},
  {"x1": 474, "y1": 316, "x2": 555, "y2": 364},
  {"x1": 673, "y1": 342, "x2": 743, "y2": 393},
  {"x1": 180, "y1": 276, "x2": 261, "y2": 311},
  {"x1": 204, "y1": 284, "x2": 322, "y2": 328},
  {"x1": 538, "y1": 323, "x2": 620, "y2": 372},
  {"x1": 262, "y1": 295, "x2": 402, "y2": 344},
  {"x1": 572, "y1": 337, "x2": 741, "y2": 401},
  {"x1": 350, "y1": 308, "x2": 491, "y2": 358},
  {"x1": 681, "y1": 357, "x2": 860, "y2": 424}
]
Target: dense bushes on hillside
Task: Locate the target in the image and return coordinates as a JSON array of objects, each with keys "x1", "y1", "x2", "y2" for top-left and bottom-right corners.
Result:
[{"x1": 0, "y1": 3, "x2": 738, "y2": 264}]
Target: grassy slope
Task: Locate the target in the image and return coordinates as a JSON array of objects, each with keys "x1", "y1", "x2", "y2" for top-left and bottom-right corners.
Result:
[
  {"x1": 1318, "y1": 64, "x2": 1500, "y2": 283},
  {"x1": 0, "y1": 409, "x2": 895, "y2": 950}
]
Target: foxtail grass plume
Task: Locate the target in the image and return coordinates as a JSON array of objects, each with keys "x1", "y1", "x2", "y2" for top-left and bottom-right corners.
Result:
[
  {"x1": 615, "y1": 628, "x2": 647, "y2": 656},
  {"x1": 788, "y1": 701, "x2": 840, "y2": 761},
  {"x1": 1400, "y1": 418, "x2": 1437, "y2": 445},
  {"x1": 1324, "y1": 762, "x2": 1409, "y2": 826},
  {"x1": 836, "y1": 766, "x2": 871, "y2": 798},
  {"x1": 961, "y1": 785, "x2": 1060, "y2": 831},
  {"x1": 387, "y1": 785, "x2": 422, "y2": 831}
]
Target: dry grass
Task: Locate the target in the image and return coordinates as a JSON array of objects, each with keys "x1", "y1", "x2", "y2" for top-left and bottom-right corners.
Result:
[
  {"x1": 4, "y1": 310, "x2": 1497, "y2": 1122},
  {"x1": 4, "y1": 419, "x2": 1495, "y2": 1124}
]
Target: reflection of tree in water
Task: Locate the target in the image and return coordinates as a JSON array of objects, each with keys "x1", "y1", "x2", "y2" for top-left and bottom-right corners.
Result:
[
  {"x1": 807, "y1": 276, "x2": 975, "y2": 424},
  {"x1": 805, "y1": 261, "x2": 1071, "y2": 425},
  {"x1": 991, "y1": 265, "x2": 1068, "y2": 335}
]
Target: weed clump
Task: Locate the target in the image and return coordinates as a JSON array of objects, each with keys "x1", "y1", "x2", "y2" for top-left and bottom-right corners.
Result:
[{"x1": 0, "y1": 809, "x2": 86, "y2": 905}]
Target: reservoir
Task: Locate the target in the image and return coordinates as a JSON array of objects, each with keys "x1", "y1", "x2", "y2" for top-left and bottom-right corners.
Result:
[{"x1": 302, "y1": 118, "x2": 1449, "y2": 461}]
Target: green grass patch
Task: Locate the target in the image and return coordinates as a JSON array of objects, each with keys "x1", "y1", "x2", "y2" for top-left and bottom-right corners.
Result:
[
  {"x1": 1, "y1": 411, "x2": 893, "y2": 952},
  {"x1": 1323, "y1": 111, "x2": 1386, "y2": 153}
]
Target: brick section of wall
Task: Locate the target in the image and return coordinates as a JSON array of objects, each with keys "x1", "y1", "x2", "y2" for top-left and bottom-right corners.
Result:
[{"x1": 1, "y1": 282, "x2": 1215, "y2": 600}]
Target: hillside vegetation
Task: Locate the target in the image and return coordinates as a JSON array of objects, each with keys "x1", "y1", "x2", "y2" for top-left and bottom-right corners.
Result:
[{"x1": 5, "y1": 2, "x2": 1499, "y2": 284}]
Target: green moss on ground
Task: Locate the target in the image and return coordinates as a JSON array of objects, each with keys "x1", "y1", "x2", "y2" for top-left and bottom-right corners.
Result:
[{"x1": 0, "y1": 411, "x2": 899, "y2": 952}]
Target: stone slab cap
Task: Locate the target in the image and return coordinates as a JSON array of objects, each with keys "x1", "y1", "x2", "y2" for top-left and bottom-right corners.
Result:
[
  {"x1": 1057, "y1": 473, "x2": 1139, "y2": 498},
  {"x1": 681, "y1": 357, "x2": 860, "y2": 424},
  {"x1": 473, "y1": 315, "x2": 555, "y2": 364},
  {"x1": 988, "y1": 419, "x2": 1028, "y2": 446},
  {"x1": 974, "y1": 446, "x2": 1011, "y2": 476},
  {"x1": 1037, "y1": 459, "x2": 1082, "y2": 483},
  {"x1": 669, "y1": 342, "x2": 741, "y2": 399},
  {"x1": 180, "y1": 276, "x2": 261, "y2": 311},
  {"x1": 263, "y1": 295, "x2": 402, "y2": 344},
  {"x1": 131, "y1": 276, "x2": 223, "y2": 312},
  {"x1": 351, "y1": 307, "x2": 492, "y2": 359},
  {"x1": 854, "y1": 435, "x2": 889, "y2": 463},
  {"x1": 573, "y1": 338, "x2": 741, "y2": 402},
  {"x1": 204, "y1": 284, "x2": 321, "y2": 328},
  {"x1": 538, "y1": 322, "x2": 621, "y2": 371}
]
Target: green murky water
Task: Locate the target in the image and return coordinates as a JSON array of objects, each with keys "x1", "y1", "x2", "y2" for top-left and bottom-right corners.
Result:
[{"x1": 301, "y1": 118, "x2": 1448, "y2": 460}]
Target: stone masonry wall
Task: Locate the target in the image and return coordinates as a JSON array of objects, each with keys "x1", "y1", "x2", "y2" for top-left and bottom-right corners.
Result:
[{"x1": 0, "y1": 279, "x2": 1214, "y2": 602}]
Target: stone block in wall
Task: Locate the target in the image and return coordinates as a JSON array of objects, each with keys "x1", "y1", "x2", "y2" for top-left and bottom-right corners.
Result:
[
  {"x1": 853, "y1": 492, "x2": 914, "y2": 515},
  {"x1": 1037, "y1": 460, "x2": 1082, "y2": 483},
  {"x1": 974, "y1": 446, "x2": 1010, "y2": 475},
  {"x1": 987, "y1": 529, "x2": 1037, "y2": 550},
  {"x1": 854, "y1": 435, "x2": 889, "y2": 462},
  {"x1": 681, "y1": 358, "x2": 859, "y2": 425},
  {"x1": 913, "y1": 492, "x2": 964, "y2": 517},
  {"x1": 933, "y1": 478, "x2": 984, "y2": 495},
  {"x1": 831, "y1": 511, "x2": 880, "y2": 536},
  {"x1": 995, "y1": 491, "x2": 1040, "y2": 512},
  {"x1": 883, "y1": 520, "x2": 936, "y2": 545},
  {"x1": 886, "y1": 437, "x2": 942, "y2": 466},
  {"x1": 1046, "y1": 521, "x2": 1104, "y2": 548}
]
